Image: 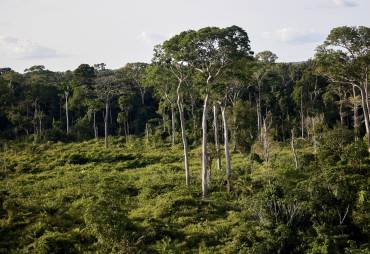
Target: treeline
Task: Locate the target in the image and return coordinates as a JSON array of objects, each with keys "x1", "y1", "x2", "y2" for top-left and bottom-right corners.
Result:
[
  {"x1": 0, "y1": 63, "x2": 158, "y2": 142},
  {"x1": 0, "y1": 28, "x2": 368, "y2": 146}
]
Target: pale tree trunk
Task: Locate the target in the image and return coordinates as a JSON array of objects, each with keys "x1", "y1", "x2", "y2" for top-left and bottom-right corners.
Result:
[
  {"x1": 312, "y1": 116, "x2": 318, "y2": 163},
  {"x1": 337, "y1": 86, "x2": 347, "y2": 126},
  {"x1": 146, "y1": 123, "x2": 149, "y2": 142},
  {"x1": 359, "y1": 86, "x2": 370, "y2": 148},
  {"x1": 221, "y1": 103, "x2": 231, "y2": 192},
  {"x1": 39, "y1": 114, "x2": 42, "y2": 137},
  {"x1": 257, "y1": 98, "x2": 262, "y2": 142},
  {"x1": 178, "y1": 98, "x2": 190, "y2": 186},
  {"x1": 171, "y1": 104, "x2": 176, "y2": 146},
  {"x1": 34, "y1": 100, "x2": 43, "y2": 140},
  {"x1": 64, "y1": 91, "x2": 69, "y2": 134},
  {"x1": 353, "y1": 85, "x2": 359, "y2": 141},
  {"x1": 256, "y1": 79, "x2": 263, "y2": 142},
  {"x1": 202, "y1": 91, "x2": 210, "y2": 198},
  {"x1": 339, "y1": 101, "x2": 345, "y2": 125},
  {"x1": 213, "y1": 104, "x2": 221, "y2": 171},
  {"x1": 140, "y1": 88, "x2": 145, "y2": 105},
  {"x1": 105, "y1": 101, "x2": 109, "y2": 149},
  {"x1": 291, "y1": 129, "x2": 298, "y2": 170}
]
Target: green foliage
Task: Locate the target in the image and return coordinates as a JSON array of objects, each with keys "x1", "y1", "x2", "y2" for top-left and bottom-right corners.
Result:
[
  {"x1": 1, "y1": 25, "x2": 370, "y2": 253},
  {"x1": 0, "y1": 136, "x2": 369, "y2": 253}
]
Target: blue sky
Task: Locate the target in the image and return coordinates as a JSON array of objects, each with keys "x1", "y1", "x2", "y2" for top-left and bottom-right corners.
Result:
[{"x1": 0, "y1": 0, "x2": 369, "y2": 72}]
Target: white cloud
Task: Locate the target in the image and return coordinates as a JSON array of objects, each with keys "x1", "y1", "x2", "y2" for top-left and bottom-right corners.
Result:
[
  {"x1": 0, "y1": 36, "x2": 65, "y2": 59},
  {"x1": 331, "y1": 0, "x2": 358, "y2": 7},
  {"x1": 140, "y1": 31, "x2": 168, "y2": 45},
  {"x1": 262, "y1": 28, "x2": 324, "y2": 44}
]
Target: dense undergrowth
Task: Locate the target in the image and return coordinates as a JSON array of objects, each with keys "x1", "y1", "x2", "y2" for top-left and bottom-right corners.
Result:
[{"x1": 0, "y1": 134, "x2": 370, "y2": 253}]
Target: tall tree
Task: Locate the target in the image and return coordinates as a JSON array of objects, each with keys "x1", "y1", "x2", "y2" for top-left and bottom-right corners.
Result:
[
  {"x1": 315, "y1": 26, "x2": 370, "y2": 147},
  {"x1": 252, "y1": 51, "x2": 277, "y2": 141},
  {"x1": 57, "y1": 71, "x2": 74, "y2": 134},
  {"x1": 70, "y1": 64, "x2": 97, "y2": 122},
  {"x1": 152, "y1": 43, "x2": 193, "y2": 185},
  {"x1": 166, "y1": 26, "x2": 253, "y2": 197},
  {"x1": 94, "y1": 75, "x2": 127, "y2": 148},
  {"x1": 23, "y1": 65, "x2": 59, "y2": 140}
]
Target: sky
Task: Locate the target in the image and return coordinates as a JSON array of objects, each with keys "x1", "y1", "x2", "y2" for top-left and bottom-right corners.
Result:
[{"x1": 0, "y1": 0, "x2": 369, "y2": 73}]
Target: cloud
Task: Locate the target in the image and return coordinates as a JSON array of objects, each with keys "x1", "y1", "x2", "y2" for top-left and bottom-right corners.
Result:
[
  {"x1": 262, "y1": 28, "x2": 324, "y2": 44},
  {"x1": 331, "y1": 0, "x2": 358, "y2": 7},
  {"x1": 140, "y1": 31, "x2": 168, "y2": 45},
  {"x1": 0, "y1": 36, "x2": 66, "y2": 59}
]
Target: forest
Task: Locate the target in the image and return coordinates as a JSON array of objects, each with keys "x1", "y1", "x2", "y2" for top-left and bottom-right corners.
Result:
[{"x1": 0, "y1": 25, "x2": 369, "y2": 253}]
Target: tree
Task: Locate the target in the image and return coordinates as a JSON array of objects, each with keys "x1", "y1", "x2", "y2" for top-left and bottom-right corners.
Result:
[
  {"x1": 22, "y1": 65, "x2": 60, "y2": 140},
  {"x1": 118, "y1": 63, "x2": 149, "y2": 105},
  {"x1": 73, "y1": 64, "x2": 96, "y2": 87},
  {"x1": 57, "y1": 71, "x2": 74, "y2": 134},
  {"x1": 252, "y1": 51, "x2": 277, "y2": 141},
  {"x1": 152, "y1": 43, "x2": 193, "y2": 186},
  {"x1": 315, "y1": 26, "x2": 370, "y2": 147},
  {"x1": 166, "y1": 26, "x2": 253, "y2": 197},
  {"x1": 94, "y1": 75, "x2": 127, "y2": 148},
  {"x1": 69, "y1": 64, "x2": 97, "y2": 123},
  {"x1": 213, "y1": 59, "x2": 252, "y2": 192}
]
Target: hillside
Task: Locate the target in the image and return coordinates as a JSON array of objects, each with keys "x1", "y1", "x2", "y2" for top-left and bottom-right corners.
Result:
[{"x1": 0, "y1": 134, "x2": 369, "y2": 253}]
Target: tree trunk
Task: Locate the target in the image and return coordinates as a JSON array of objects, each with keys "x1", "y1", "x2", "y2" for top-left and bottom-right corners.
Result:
[
  {"x1": 105, "y1": 101, "x2": 109, "y2": 149},
  {"x1": 339, "y1": 101, "x2": 344, "y2": 125},
  {"x1": 171, "y1": 104, "x2": 176, "y2": 146},
  {"x1": 202, "y1": 91, "x2": 210, "y2": 198},
  {"x1": 263, "y1": 117, "x2": 270, "y2": 168},
  {"x1": 39, "y1": 114, "x2": 42, "y2": 137},
  {"x1": 178, "y1": 98, "x2": 190, "y2": 186},
  {"x1": 146, "y1": 123, "x2": 149, "y2": 142},
  {"x1": 257, "y1": 100, "x2": 262, "y2": 142},
  {"x1": 140, "y1": 88, "x2": 145, "y2": 105},
  {"x1": 221, "y1": 103, "x2": 232, "y2": 192},
  {"x1": 353, "y1": 85, "x2": 359, "y2": 141},
  {"x1": 213, "y1": 104, "x2": 221, "y2": 171},
  {"x1": 359, "y1": 86, "x2": 370, "y2": 148}
]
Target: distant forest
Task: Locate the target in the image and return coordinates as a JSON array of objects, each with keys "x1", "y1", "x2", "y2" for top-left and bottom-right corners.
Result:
[{"x1": 0, "y1": 26, "x2": 368, "y2": 145}]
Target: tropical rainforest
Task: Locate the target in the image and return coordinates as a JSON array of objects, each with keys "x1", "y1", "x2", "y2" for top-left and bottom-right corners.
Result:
[{"x1": 0, "y1": 25, "x2": 369, "y2": 253}]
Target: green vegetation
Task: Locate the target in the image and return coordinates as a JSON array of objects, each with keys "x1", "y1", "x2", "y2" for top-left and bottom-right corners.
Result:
[
  {"x1": 1, "y1": 25, "x2": 370, "y2": 252},
  {"x1": 0, "y1": 134, "x2": 369, "y2": 253}
]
